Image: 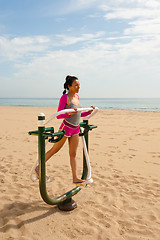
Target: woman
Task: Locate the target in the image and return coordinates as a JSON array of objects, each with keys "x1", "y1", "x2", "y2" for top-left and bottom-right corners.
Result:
[{"x1": 36, "y1": 75, "x2": 94, "y2": 183}]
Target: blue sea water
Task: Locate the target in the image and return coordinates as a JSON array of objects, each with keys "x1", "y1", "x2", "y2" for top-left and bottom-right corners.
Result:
[{"x1": 0, "y1": 98, "x2": 160, "y2": 112}]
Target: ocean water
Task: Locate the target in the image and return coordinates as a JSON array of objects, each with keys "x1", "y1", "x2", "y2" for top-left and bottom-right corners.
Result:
[{"x1": 0, "y1": 98, "x2": 160, "y2": 112}]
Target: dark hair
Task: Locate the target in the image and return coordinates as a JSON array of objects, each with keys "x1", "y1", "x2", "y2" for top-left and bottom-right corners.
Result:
[{"x1": 63, "y1": 75, "x2": 78, "y2": 94}]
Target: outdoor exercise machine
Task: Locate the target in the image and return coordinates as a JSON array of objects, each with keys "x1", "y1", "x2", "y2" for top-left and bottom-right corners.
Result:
[{"x1": 28, "y1": 107, "x2": 98, "y2": 211}]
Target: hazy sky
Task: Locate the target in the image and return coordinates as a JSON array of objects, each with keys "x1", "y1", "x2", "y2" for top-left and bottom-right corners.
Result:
[{"x1": 0, "y1": 0, "x2": 160, "y2": 98}]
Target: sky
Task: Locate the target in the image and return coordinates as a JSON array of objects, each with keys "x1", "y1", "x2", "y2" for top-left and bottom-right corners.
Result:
[{"x1": 0, "y1": 0, "x2": 160, "y2": 98}]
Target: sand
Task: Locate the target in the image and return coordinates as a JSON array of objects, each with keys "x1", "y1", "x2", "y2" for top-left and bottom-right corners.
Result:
[{"x1": 0, "y1": 106, "x2": 160, "y2": 240}]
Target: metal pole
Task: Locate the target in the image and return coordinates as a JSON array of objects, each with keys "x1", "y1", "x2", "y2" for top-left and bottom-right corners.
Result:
[
  {"x1": 38, "y1": 113, "x2": 50, "y2": 204},
  {"x1": 81, "y1": 119, "x2": 89, "y2": 180}
]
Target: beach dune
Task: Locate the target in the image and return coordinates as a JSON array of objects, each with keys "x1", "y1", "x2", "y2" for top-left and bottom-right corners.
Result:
[{"x1": 0, "y1": 106, "x2": 160, "y2": 240}]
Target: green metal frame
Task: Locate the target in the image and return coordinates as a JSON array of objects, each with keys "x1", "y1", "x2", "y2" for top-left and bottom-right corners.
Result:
[{"x1": 28, "y1": 115, "x2": 97, "y2": 206}]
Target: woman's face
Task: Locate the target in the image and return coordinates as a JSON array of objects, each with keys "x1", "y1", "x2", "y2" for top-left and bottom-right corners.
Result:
[{"x1": 69, "y1": 79, "x2": 80, "y2": 93}]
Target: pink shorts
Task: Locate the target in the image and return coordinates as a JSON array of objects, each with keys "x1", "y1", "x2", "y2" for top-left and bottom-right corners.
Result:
[{"x1": 59, "y1": 120, "x2": 80, "y2": 137}]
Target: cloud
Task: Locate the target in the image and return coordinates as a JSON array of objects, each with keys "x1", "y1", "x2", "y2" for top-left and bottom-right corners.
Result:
[
  {"x1": 54, "y1": 32, "x2": 105, "y2": 46},
  {"x1": 0, "y1": 35, "x2": 50, "y2": 61},
  {"x1": 104, "y1": 8, "x2": 158, "y2": 20},
  {"x1": 125, "y1": 17, "x2": 160, "y2": 35},
  {"x1": 6, "y1": 37, "x2": 159, "y2": 98},
  {"x1": 100, "y1": 0, "x2": 160, "y2": 54},
  {"x1": 0, "y1": 32, "x2": 107, "y2": 63}
]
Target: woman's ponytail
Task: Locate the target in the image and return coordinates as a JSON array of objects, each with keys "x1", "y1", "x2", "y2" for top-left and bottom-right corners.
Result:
[{"x1": 63, "y1": 89, "x2": 66, "y2": 94}]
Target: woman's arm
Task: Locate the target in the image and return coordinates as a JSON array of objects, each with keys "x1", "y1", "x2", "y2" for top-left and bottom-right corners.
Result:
[
  {"x1": 81, "y1": 106, "x2": 95, "y2": 117},
  {"x1": 56, "y1": 94, "x2": 70, "y2": 119},
  {"x1": 81, "y1": 111, "x2": 91, "y2": 117}
]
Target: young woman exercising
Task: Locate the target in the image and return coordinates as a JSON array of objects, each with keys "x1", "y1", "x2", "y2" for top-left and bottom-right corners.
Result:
[{"x1": 35, "y1": 75, "x2": 94, "y2": 183}]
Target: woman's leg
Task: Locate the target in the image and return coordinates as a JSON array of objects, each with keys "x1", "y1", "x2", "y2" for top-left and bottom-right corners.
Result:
[
  {"x1": 35, "y1": 135, "x2": 67, "y2": 175},
  {"x1": 68, "y1": 134, "x2": 85, "y2": 183},
  {"x1": 45, "y1": 136, "x2": 67, "y2": 161}
]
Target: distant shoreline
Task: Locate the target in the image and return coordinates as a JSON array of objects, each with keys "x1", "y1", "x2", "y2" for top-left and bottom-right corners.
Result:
[{"x1": 0, "y1": 98, "x2": 160, "y2": 112}]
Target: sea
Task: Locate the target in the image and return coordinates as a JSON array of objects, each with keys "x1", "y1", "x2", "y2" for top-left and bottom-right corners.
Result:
[{"x1": 0, "y1": 98, "x2": 160, "y2": 112}]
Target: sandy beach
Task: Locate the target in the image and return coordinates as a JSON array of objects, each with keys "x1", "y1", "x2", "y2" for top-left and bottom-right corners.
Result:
[{"x1": 0, "y1": 106, "x2": 160, "y2": 240}]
